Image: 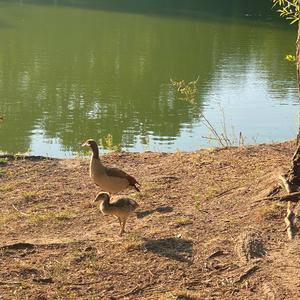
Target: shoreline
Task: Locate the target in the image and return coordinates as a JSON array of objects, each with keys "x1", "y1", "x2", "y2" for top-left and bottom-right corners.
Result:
[{"x1": 0, "y1": 138, "x2": 296, "y2": 160}]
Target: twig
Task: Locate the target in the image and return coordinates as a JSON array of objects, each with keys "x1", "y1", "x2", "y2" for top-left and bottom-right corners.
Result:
[
  {"x1": 200, "y1": 114, "x2": 226, "y2": 147},
  {"x1": 206, "y1": 250, "x2": 225, "y2": 260},
  {"x1": 116, "y1": 282, "x2": 153, "y2": 298},
  {"x1": 214, "y1": 186, "x2": 240, "y2": 198},
  {"x1": 12, "y1": 204, "x2": 29, "y2": 216},
  {"x1": 63, "y1": 279, "x2": 105, "y2": 286},
  {"x1": 201, "y1": 136, "x2": 222, "y2": 141},
  {"x1": 239, "y1": 132, "x2": 245, "y2": 147},
  {"x1": 235, "y1": 265, "x2": 259, "y2": 283}
]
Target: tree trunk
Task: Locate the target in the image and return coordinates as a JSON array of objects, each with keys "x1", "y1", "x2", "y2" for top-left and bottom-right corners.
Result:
[{"x1": 284, "y1": 4, "x2": 300, "y2": 193}]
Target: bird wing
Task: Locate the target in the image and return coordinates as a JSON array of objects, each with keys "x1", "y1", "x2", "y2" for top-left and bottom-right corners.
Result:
[
  {"x1": 105, "y1": 167, "x2": 140, "y2": 188},
  {"x1": 112, "y1": 198, "x2": 139, "y2": 210}
]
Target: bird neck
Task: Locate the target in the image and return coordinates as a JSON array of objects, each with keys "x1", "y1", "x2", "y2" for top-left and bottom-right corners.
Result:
[
  {"x1": 101, "y1": 196, "x2": 110, "y2": 207},
  {"x1": 91, "y1": 143, "x2": 99, "y2": 159}
]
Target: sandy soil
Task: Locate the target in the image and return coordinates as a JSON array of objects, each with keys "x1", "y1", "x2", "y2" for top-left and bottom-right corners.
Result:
[{"x1": 1, "y1": 141, "x2": 300, "y2": 300}]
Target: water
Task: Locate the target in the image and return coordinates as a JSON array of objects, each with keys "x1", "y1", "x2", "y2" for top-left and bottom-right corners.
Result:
[{"x1": 0, "y1": 0, "x2": 298, "y2": 157}]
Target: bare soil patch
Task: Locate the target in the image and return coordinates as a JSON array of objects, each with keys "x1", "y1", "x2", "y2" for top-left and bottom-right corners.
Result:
[{"x1": 1, "y1": 141, "x2": 300, "y2": 299}]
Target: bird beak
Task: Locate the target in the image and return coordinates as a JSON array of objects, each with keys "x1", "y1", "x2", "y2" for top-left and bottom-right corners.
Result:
[{"x1": 81, "y1": 141, "x2": 89, "y2": 147}]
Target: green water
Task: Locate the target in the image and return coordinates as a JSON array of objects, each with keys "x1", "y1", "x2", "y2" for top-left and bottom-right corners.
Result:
[{"x1": 0, "y1": 0, "x2": 298, "y2": 157}]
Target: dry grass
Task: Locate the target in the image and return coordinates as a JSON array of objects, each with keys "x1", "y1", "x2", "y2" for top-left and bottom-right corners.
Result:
[
  {"x1": 169, "y1": 217, "x2": 193, "y2": 228},
  {"x1": 27, "y1": 210, "x2": 76, "y2": 224},
  {"x1": 0, "y1": 211, "x2": 21, "y2": 228},
  {"x1": 21, "y1": 190, "x2": 39, "y2": 202}
]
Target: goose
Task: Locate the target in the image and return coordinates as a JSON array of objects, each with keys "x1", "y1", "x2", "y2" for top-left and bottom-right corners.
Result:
[
  {"x1": 94, "y1": 192, "x2": 139, "y2": 236},
  {"x1": 82, "y1": 139, "x2": 141, "y2": 194}
]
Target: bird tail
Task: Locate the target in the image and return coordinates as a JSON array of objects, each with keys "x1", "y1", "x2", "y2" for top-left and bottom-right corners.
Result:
[{"x1": 133, "y1": 183, "x2": 140, "y2": 192}]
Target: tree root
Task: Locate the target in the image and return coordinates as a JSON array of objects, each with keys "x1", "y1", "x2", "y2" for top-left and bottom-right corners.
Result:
[
  {"x1": 279, "y1": 172, "x2": 298, "y2": 240},
  {"x1": 266, "y1": 184, "x2": 282, "y2": 198},
  {"x1": 284, "y1": 202, "x2": 297, "y2": 240},
  {"x1": 279, "y1": 174, "x2": 295, "y2": 194},
  {"x1": 256, "y1": 172, "x2": 299, "y2": 240}
]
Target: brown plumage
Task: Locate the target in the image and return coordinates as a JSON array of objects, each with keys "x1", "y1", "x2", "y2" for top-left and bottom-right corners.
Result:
[
  {"x1": 94, "y1": 192, "x2": 139, "y2": 236},
  {"x1": 82, "y1": 139, "x2": 140, "y2": 194}
]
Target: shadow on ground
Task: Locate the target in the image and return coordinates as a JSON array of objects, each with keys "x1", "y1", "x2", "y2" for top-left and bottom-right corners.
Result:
[
  {"x1": 136, "y1": 206, "x2": 173, "y2": 219},
  {"x1": 142, "y1": 237, "x2": 192, "y2": 262}
]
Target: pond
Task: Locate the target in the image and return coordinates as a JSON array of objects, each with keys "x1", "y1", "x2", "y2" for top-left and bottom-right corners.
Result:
[{"x1": 0, "y1": 0, "x2": 298, "y2": 157}]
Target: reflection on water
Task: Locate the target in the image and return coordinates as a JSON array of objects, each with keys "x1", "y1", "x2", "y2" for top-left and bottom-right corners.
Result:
[{"x1": 0, "y1": 0, "x2": 298, "y2": 157}]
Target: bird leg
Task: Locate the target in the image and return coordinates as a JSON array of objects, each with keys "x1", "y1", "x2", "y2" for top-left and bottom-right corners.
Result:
[
  {"x1": 89, "y1": 198, "x2": 96, "y2": 207},
  {"x1": 119, "y1": 219, "x2": 127, "y2": 236}
]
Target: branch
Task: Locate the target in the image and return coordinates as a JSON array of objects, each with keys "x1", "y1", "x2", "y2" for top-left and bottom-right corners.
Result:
[
  {"x1": 273, "y1": 0, "x2": 298, "y2": 9},
  {"x1": 12, "y1": 204, "x2": 29, "y2": 216},
  {"x1": 235, "y1": 265, "x2": 259, "y2": 283}
]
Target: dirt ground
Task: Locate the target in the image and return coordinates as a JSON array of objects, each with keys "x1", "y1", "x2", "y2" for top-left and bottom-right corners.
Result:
[{"x1": 1, "y1": 140, "x2": 300, "y2": 300}]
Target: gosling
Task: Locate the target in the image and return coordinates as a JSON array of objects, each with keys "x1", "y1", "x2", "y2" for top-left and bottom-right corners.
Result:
[{"x1": 94, "y1": 192, "x2": 139, "y2": 236}]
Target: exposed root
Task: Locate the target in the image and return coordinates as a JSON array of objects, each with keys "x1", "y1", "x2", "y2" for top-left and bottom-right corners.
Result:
[
  {"x1": 254, "y1": 173, "x2": 300, "y2": 239},
  {"x1": 279, "y1": 173, "x2": 300, "y2": 240},
  {"x1": 279, "y1": 173, "x2": 299, "y2": 240},
  {"x1": 279, "y1": 174, "x2": 294, "y2": 194},
  {"x1": 266, "y1": 184, "x2": 282, "y2": 198},
  {"x1": 284, "y1": 201, "x2": 297, "y2": 240}
]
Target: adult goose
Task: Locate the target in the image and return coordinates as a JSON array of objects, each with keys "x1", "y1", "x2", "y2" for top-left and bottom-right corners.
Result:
[
  {"x1": 94, "y1": 192, "x2": 139, "y2": 236},
  {"x1": 82, "y1": 139, "x2": 140, "y2": 194}
]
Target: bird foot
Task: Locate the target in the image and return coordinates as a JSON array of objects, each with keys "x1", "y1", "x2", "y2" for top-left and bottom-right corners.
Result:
[{"x1": 119, "y1": 230, "x2": 126, "y2": 237}]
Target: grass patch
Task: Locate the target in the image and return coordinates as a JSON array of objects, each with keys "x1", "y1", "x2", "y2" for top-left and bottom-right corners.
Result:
[
  {"x1": 169, "y1": 217, "x2": 193, "y2": 228},
  {"x1": 28, "y1": 210, "x2": 76, "y2": 224},
  {"x1": 123, "y1": 236, "x2": 144, "y2": 252},
  {"x1": 255, "y1": 202, "x2": 285, "y2": 220},
  {"x1": 0, "y1": 157, "x2": 8, "y2": 165},
  {"x1": 48, "y1": 258, "x2": 69, "y2": 279},
  {"x1": 22, "y1": 191, "x2": 39, "y2": 202},
  {"x1": 159, "y1": 290, "x2": 202, "y2": 300},
  {"x1": 133, "y1": 190, "x2": 151, "y2": 200},
  {"x1": 193, "y1": 194, "x2": 201, "y2": 210},
  {"x1": 0, "y1": 182, "x2": 16, "y2": 192},
  {"x1": 0, "y1": 168, "x2": 6, "y2": 177},
  {"x1": 0, "y1": 211, "x2": 21, "y2": 228},
  {"x1": 0, "y1": 248, "x2": 18, "y2": 257},
  {"x1": 205, "y1": 185, "x2": 224, "y2": 199}
]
